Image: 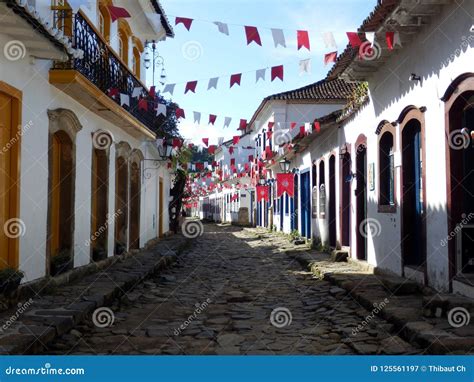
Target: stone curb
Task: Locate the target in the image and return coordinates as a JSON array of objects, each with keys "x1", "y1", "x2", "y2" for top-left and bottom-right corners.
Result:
[
  {"x1": 0, "y1": 236, "x2": 190, "y2": 355},
  {"x1": 285, "y1": 249, "x2": 474, "y2": 354}
]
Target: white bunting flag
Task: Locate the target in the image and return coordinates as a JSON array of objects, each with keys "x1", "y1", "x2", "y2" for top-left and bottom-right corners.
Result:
[
  {"x1": 156, "y1": 103, "x2": 167, "y2": 116},
  {"x1": 256, "y1": 68, "x2": 266, "y2": 83},
  {"x1": 365, "y1": 31, "x2": 375, "y2": 46},
  {"x1": 393, "y1": 31, "x2": 402, "y2": 47},
  {"x1": 204, "y1": 161, "x2": 209, "y2": 168},
  {"x1": 132, "y1": 87, "x2": 143, "y2": 98},
  {"x1": 191, "y1": 164, "x2": 196, "y2": 171},
  {"x1": 305, "y1": 122, "x2": 312, "y2": 134},
  {"x1": 208, "y1": 77, "x2": 219, "y2": 90},
  {"x1": 187, "y1": 163, "x2": 192, "y2": 170},
  {"x1": 271, "y1": 28, "x2": 286, "y2": 48},
  {"x1": 214, "y1": 21, "x2": 229, "y2": 36},
  {"x1": 218, "y1": 137, "x2": 224, "y2": 145},
  {"x1": 120, "y1": 94, "x2": 129, "y2": 107},
  {"x1": 322, "y1": 31, "x2": 337, "y2": 49},
  {"x1": 163, "y1": 83, "x2": 175, "y2": 95},
  {"x1": 224, "y1": 117, "x2": 232, "y2": 128},
  {"x1": 197, "y1": 145, "x2": 203, "y2": 153},
  {"x1": 193, "y1": 111, "x2": 201, "y2": 124},
  {"x1": 299, "y1": 58, "x2": 311, "y2": 75}
]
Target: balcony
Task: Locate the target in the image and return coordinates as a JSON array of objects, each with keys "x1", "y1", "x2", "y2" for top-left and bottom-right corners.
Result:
[{"x1": 49, "y1": 10, "x2": 157, "y2": 139}]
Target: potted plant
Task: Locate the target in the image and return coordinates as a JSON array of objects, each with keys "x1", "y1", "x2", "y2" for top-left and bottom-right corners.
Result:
[
  {"x1": 50, "y1": 248, "x2": 73, "y2": 276},
  {"x1": 0, "y1": 268, "x2": 24, "y2": 295}
]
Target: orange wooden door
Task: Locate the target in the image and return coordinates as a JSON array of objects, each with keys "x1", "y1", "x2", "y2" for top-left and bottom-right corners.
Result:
[{"x1": 0, "y1": 93, "x2": 12, "y2": 268}]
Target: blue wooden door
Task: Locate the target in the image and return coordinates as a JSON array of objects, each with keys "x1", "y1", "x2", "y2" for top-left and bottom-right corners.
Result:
[{"x1": 300, "y1": 171, "x2": 311, "y2": 238}]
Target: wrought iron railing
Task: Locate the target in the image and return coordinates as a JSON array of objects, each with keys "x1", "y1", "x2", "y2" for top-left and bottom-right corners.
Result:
[{"x1": 53, "y1": 11, "x2": 157, "y2": 131}]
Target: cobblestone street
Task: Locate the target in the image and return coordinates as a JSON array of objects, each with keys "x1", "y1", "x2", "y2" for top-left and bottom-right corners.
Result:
[{"x1": 44, "y1": 224, "x2": 420, "y2": 355}]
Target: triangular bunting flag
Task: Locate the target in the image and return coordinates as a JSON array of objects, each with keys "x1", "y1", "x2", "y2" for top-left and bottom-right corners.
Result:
[
  {"x1": 297, "y1": 30, "x2": 310, "y2": 51},
  {"x1": 138, "y1": 98, "x2": 148, "y2": 111},
  {"x1": 176, "y1": 108, "x2": 185, "y2": 119},
  {"x1": 347, "y1": 32, "x2": 362, "y2": 47},
  {"x1": 324, "y1": 51, "x2": 337, "y2": 65},
  {"x1": 185, "y1": 80, "x2": 197, "y2": 94},
  {"x1": 214, "y1": 21, "x2": 229, "y2": 35},
  {"x1": 233, "y1": 136, "x2": 240, "y2": 145},
  {"x1": 239, "y1": 119, "x2": 247, "y2": 130},
  {"x1": 224, "y1": 117, "x2": 232, "y2": 128},
  {"x1": 120, "y1": 93, "x2": 129, "y2": 107},
  {"x1": 244, "y1": 26, "x2": 262, "y2": 46},
  {"x1": 107, "y1": 5, "x2": 131, "y2": 22},
  {"x1": 209, "y1": 114, "x2": 217, "y2": 125},
  {"x1": 163, "y1": 83, "x2": 175, "y2": 95},
  {"x1": 175, "y1": 17, "x2": 193, "y2": 31},
  {"x1": 322, "y1": 31, "x2": 337, "y2": 48},
  {"x1": 202, "y1": 138, "x2": 209, "y2": 147},
  {"x1": 208, "y1": 77, "x2": 218, "y2": 90},
  {"x1": 230, "y1": 73, "x2": 242, "y2": 88},
  {"x1": 271, "y1": 65, "x2": 284, "y2": 81},
  {"x1": 256, "y1": 68, "x2": 266, "y2": 83},
  {"x1": 299, "y1": 58, "x2": 311, "y2": 75},
  {"x1": 156, "y1": 103, "x2": 166, "y2": 116},
  {"x1": 271, "y1": 28, "x2": 286, "y2": 47},
  {"x1": 132, "y1": 87, "x2": 143, "y2": 98},
  {"x1": 193, "y1": 111, "x2": 201, "y2": 124}
]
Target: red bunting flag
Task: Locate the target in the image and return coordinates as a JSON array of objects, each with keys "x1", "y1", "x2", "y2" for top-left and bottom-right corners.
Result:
[
  {"x1": 202, "y1": 138, "x2": 209, "y2": 147},
  {"x1": 229, "y1": 146, "x2": 234, "y2": 154},
  {"x1": 107, "y1": 5, "x2": 131, "y2": 22},
  {"x1": 233, "y1": 136, "x2": 240, "y2": 145},
  {"x1": 209, "y1": 114, "x2": 217, "y2": 125},
  {"x1": 297, "y1": 30, "x2": 310, "y2": 51},
  {"x1": 248, "y1": 155, "x2": 254, "y2": 162},
  {"x1": 175, "y1": 17, "x2": 193, "y2": 31},
  {"x1": 347, "y1": 32, "x2": 362, "y2": 47},
  {"x1": 149, "y1": 86, "x2": 156, "y2": 97},
  {"x1": 172, "y1": 138, "x2": 182, "y2": 148},
  {"x1": 290, "y1": 122, "x2": 297, "y2": 129},
  {"x1": 276, "y1": 173, "x2": 294, "y2": 197},
  {"x1": 244, "y1": 26, "x2": 262, "y2": 46},
  {"x1": 176, "y1": 108, "x2": 185, "y2": 119},
  {"x1": 231, "y1": 194, "x2": 239, "y2": 202},
  {"x1": 230, "y1": 73, "x2": 242, "y2": 88},
  {"x1": 271, "y1": 65, "x2": 284, "y2": 81},
  {"x1": 138, "y1": 98, "x2": 148, "y2": 111},
  {"x1": 208, "y1": 145, "x2": 216, "y2": 154},
  {"x1": 256, "y1": 185, "x2": 269, "y2": 202},
  {"x1": 268, "y1": 122, "x2": 274, "y2": 130},
  {"x1": 239, "y1": 119, "x2": 247, "y2": 130},
  {"x1": 267, "y1": 131, "x2": 273, "y2": 140},
  {"x1": 108, "y1": 87, "x2": 119, "y2": 97},
  {"x1": 324, "y1": 51, "x2": 338, "y2": 65},
  {"x1": 185, "y1": 80, "x2": 197, "y2": 94},
  {"x1": 386, "y1": 32, "x2": 398, "y2": 50},
  {"x1": 230, "y1": 158, "x2": 235, "y2": 166},
  {"x1": 314, "y1": 121, "x2": 321, "y2": 133},
  {"x1": 299, "y1": 125, "x2": 305, "y2": 137}
]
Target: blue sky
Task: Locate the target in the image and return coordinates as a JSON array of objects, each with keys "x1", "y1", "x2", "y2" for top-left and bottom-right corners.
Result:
[{"x1": 151, "y1": 0, "x2": 376, "y2": 144}]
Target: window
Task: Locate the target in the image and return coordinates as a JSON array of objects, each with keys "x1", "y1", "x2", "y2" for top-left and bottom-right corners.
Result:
[
  {"x1": 51, "y1": 0, "x2": 72, "y2": 37},
  {"x1": 132, "y1": 47, "x2": 140, "y2": 78},
  {"x1": 319, "y1": 160, "x2": 326, "y2": 218},
  {"x1": 98, "y1": 2, "x2": 111, "y2": 42},
  {"x1": 379, "y1": 132, "x2": 395, "y2": 206}
]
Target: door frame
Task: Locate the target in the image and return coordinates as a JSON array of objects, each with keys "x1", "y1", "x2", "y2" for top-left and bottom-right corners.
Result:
[
  {"x1": 355, "y1": 134, "x2": 367, "y2": 261},
  {"x1": 328, "y1": 153, "x2": 337, "y2": 247},
  {"x1": 442, "y1": 73, "x2": 474, "y2": 285},
  {"x1": 398, "y1": 106, "x2": 427, "y2": 283},
  {"x1": 339, "y1": 144, "x2": 352, "y2": 249},
  {"x1": 0, "y1": 82, "x2": 22, "y2": 269},
  {"x1": 158, "y1": 177, "x2": 164, "y2": 238},
  {"x1": 300, "y1": 169, "x2": 311, "y2": 239}
]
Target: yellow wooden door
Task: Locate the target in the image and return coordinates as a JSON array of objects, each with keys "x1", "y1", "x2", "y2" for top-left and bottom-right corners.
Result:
[{"x1": 0, "y1": 93, "x2": 12, "y2": 268}]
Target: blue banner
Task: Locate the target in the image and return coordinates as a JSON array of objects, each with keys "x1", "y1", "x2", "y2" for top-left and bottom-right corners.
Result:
[{"x1": 0, "y1": 356, "x2": 472, "y2": 382}]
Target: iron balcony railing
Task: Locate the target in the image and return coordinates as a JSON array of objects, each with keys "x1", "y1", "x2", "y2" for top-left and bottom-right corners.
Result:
[{"x1": 53, "y1": 11, "x2": 157, "y2": 131}]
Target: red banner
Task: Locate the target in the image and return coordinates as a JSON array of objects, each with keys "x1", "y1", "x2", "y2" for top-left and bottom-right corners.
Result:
[
  {"x1": 276, "y1": 173, "x2": 294, "y2": 197},
  {"x1": 256, "y1": 185, "x2": 269, "y2": 202}
]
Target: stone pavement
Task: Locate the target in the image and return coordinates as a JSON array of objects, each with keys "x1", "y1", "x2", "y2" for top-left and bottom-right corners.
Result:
[
  {"x1": 0, "y1": 235, "x2": 189, "y2": 354},
  {"x1": 41, "y1": 223, "x2": 429, "y2": 355}
]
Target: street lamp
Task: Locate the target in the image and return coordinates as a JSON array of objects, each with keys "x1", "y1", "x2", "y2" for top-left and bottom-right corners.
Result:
[
  {"x1": 157, "y1": 140, "x2": 173, "y2": 160},
  {"x1": 279, "y1": 157, "x2": 291, "y2": 173},
  {"x1": 144, "y1": 40, "x2": 166, "y2": 86}
]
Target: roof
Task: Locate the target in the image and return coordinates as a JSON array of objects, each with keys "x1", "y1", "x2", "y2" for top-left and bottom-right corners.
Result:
[
  {"x1": 247, "y1": 78, "x2": 359, "y2": 132},
  {"x1": 4, "y1": 0, "x2": 83, "y2": 59},
  {"x1": 266, "y1": 78, "x2": 358, "y2": 101},
  {"x1": 149, "y1": 0, "x2": 175, "y2": 38}
]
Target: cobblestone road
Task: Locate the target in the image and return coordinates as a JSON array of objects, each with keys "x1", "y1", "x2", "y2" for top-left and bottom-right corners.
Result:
[{"x1": 45, "y1": 224, "x2": 420, "y2": 355}]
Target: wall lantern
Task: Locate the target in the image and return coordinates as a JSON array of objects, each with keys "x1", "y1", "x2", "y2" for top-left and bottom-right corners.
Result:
[
  {"x1": 279, "y1": 157, "x2": 291, "y2": 173},
  {"x1": 339, "y1": 143, "x2": 350, "y2": 160},
  {"x1": 258, "y1": 178, "x2": 266, "y2": 186},
  {"x1": 157, "y1": 140, "x2": 173, "y2": 160}
]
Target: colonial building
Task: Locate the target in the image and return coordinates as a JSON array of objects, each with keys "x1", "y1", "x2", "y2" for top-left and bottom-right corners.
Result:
[
  {"x1": 0, "y1": 0, "x2": 174, "y2": 283},
  {"x1": 198, "y1": 0, "x2": 474, "y2": 296}
]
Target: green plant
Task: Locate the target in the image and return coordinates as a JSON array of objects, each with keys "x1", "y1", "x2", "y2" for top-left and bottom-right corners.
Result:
[
  {"x1": 290, "y1": 229, "x2": 300, "y2": 241},
  {"x1": 50, "y1": 248, "x2": 73, "y2": 276},
  {"x1": 0, "y1": 268, "x2": 24, "y2": 295}
]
